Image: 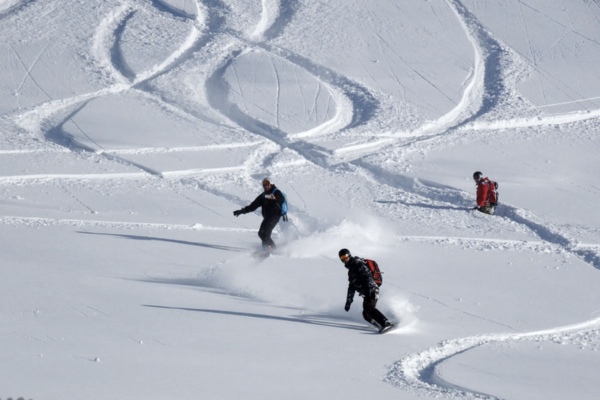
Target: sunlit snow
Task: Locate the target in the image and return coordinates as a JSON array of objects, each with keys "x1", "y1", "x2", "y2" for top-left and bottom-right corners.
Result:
[{"x1": 2, "y1": 1, "x2": 600, "y2": 399}]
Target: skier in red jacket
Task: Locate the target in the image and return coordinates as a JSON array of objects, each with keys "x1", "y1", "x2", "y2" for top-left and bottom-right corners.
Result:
[{"x1": 473, "y1": 171, "x2": 498, "y2": 215}]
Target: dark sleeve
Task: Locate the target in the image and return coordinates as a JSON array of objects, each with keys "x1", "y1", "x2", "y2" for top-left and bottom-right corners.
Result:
[
  {"x1": 241, "y1": 194, "x2": 263, "y2": 214},
  {"x1": 346, "y1": 285, "x2": 355, "y2": 303}
]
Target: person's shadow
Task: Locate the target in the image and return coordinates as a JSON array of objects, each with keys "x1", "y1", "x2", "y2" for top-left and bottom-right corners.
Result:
[
  {"x1": 78, "y1": 231, "x2": 249, "y2": 252},
  {"x1": 374, "y1": 200, "x2": 471, "y2": 211},
  {"x1": 143, "y1": 305, "x2": 374, "y2": 333}
]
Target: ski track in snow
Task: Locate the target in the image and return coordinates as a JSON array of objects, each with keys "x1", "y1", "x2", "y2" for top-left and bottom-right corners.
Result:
[
  {"x1": 0, "y1": 0, "x2": 32, "y2": 18},
  {"x1": 385, "y1": 316, "x2": 600, "y2": 400},
  {"x1": 3, "y1": 1, "x2": 600, "y2": 399},
  {"x1": 151, "y1": 0, "x2": 200, "y2": 21},
  {"x1": 380, "y1": 2, "x2": 600, "y2": 398},
  {"x1": 336, "y1": 0, "x2": 600, "y2": 276},
  {"x1": 347, "y1": 0, "x2": 600, "y2": 156},
  {"x1": 250, "y1": 0, "x2": 279, "y2": 42}
]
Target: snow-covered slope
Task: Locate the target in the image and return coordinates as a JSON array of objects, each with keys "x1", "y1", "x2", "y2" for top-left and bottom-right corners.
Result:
[{"x1": 1, "y1": 0, "x2": 600, "y2": 399}]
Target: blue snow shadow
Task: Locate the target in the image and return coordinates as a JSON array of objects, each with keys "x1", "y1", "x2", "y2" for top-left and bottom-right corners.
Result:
[
  {"x1": 144, "y1": 305, "x2": 374, "y2": 332},
  {"x1": 78, "y1": 231, "x2": 248, "y2": 252}
]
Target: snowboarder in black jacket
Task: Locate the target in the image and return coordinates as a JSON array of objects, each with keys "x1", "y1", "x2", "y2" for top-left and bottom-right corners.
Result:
[
  {"x1": 339, "y1": 248, "x2": 392, "y2": 333},
  {"x1": 233, "y1": 178, "x2": 285, "y2": 252}
]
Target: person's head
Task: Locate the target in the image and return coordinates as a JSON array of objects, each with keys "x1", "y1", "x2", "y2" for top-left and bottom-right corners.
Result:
[
  {"x1": 473, "y1": 171, "x2": 483, "y2": 183},
  {"x1": 262, "y1": 177, "x2": 273, "y2": 191},
  {"x1": 339, "y1": 248, "x2": 351, "y2": 265}
]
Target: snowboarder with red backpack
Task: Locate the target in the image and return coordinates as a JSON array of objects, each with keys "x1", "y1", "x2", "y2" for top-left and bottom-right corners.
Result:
[
  {"x1": 473, "y1": 171, "x2": 498, "y2": 215},
  {"x1": 233, "y1": 178, "x2": 287, "y2": 253},
  {"x1": 339, "y1": 248, "x2": 393, "y2": 333}
]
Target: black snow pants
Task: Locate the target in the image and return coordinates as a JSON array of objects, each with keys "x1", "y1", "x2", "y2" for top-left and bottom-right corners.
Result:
[
  {"x1": 362, "y1": 288, "x2": 388, "y2": 328},
  {"x1": 258, "y1": 215, "x2": 280, "y2": 249}
]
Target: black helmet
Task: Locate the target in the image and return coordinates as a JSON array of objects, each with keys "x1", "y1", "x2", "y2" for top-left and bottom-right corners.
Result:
[
  {"x1": 473, "y1": 171, "x2": 483, "y2": 181},
  {"x1": 339, "y1": 248, "x2": 351, "y2": 262}
]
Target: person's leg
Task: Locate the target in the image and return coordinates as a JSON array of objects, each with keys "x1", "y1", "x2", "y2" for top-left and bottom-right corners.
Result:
[
  {"x1": 362, "y1": 289, "x2": 389, "y2": 328},
  {"x1": 258, "y1": 216, "x2": 280, "y2": 249},
  {"x1": 362, "y1": 307, "x2": 379, "y2": 329}
]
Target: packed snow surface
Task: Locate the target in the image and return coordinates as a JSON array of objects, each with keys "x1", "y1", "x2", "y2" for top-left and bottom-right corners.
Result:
[{"x1": 1, "y1": 0, "x2": 600, "y2": 399}]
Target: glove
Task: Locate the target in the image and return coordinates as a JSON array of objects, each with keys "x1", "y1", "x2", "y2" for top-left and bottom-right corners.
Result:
[
  {"x1": 233, "y1": 210, "x2": 243, "y2": 217},
  {"x1": 344, "y1": 301, "x2": 351, "y2": 312}
]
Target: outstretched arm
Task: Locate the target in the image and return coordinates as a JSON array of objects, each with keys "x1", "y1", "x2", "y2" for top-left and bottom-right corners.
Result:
[{"x1": 233, "y1": 193, "x2": 263, "y2": 216}]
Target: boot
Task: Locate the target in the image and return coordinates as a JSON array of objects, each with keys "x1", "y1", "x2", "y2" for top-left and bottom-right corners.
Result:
[
  {"x1": 379, "y1": 320, "x2": 393, "y2": 333},
  {"x1": 369, "y1": 319, "x2": 382, "y2": 331}
]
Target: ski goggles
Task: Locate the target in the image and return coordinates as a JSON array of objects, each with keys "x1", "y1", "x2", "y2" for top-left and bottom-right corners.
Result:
[{"x1": 340, "y1": 254, "x2": 350, "y2": 261}]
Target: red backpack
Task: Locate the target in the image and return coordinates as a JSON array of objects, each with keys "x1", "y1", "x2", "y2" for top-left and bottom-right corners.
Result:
[
  {"x1": 365, "y1": 259, "x2": 383, "y2": 287},
  {"x1": 483, "y1": 178, "x2": 499, "y2": 205}
]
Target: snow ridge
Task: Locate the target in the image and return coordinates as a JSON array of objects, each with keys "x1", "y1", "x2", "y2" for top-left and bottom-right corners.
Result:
[
  {"x1": 386, "y1": 316, "x2": 600, "y2": 399},
  {"x1": 251, "y1": 0, "x2": 280, "y2": 41},
  {"x1": 0, "y1": 0, "x2": 31, "y2": 17}
]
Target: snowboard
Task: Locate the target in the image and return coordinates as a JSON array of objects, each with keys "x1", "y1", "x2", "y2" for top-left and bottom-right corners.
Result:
[
  {"x1": 379, "y1": 324, "x2": 395, "y2": 334},
  {"x1": 251, "y1": 249, "x2": 273, "y2": 258}
]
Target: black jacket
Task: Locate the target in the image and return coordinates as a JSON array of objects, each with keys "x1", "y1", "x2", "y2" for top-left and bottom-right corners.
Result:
[
  {"x1": 240, "y1": 185, "x2": 285, "y2": 219},
  {"x1": 345, "y1": 257, "x2": 378, "y2": 303}
]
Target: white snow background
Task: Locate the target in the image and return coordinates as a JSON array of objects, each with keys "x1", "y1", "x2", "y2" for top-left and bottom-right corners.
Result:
[{"x1": 1, "y1": 0, "x2": 600, "y2": 399}]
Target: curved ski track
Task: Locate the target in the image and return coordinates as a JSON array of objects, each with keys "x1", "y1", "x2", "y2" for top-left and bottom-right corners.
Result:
[
  {"x1": 3, "y1": 1, "x2": 600, "y2": 399},
  {"x1": 0, "y1": 0, "x2": 33, "y2": 19},
  {"x1": 385, "y1": 316, "x2": 600, "y2": 400}
]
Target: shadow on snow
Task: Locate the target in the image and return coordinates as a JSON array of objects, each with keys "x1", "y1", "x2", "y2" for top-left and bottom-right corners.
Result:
[
  {"x1": 144, "y1": 304, "x2": 373, "y2": 332},
  {"x1": 78, "y1": 231, "x2": 248, "y2": 252}
]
